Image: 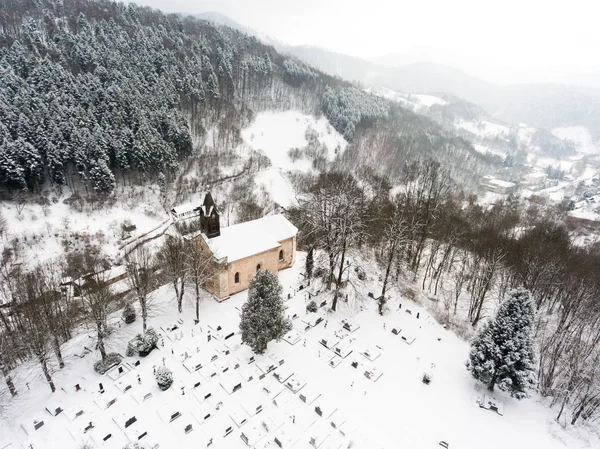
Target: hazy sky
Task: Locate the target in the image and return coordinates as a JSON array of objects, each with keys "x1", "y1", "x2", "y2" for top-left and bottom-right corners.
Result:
[{"x1": 131, "y1": 0, "x2": 600, "y2": 85}]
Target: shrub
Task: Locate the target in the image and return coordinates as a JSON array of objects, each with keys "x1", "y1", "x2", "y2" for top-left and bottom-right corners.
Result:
[
  {"x1": 126, "y1": 328, "x2": 158, "y2": 357},
  {"x1": 93, "y1": 353, "x2": 122, "y2": 374},
  {"x1": 422, "y1": 373, "x2": 431, "y2": 385},
  {"x1": 306, "y1": 300, "x2": 318, "y2": 313},
  {"x1": 155, "y1": 366, "x2": 173, "y2": 391},
  {"x1": 122, "y1": 303, "x2": 136, "y2": 324}
]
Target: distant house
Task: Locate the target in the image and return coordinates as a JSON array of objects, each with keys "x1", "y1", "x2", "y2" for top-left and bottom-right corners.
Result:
[
  {"x1": 188, "y1": 193, "x2": 297, "y2": 301},
  {"x1": 481, "y1": 176, "x2": 516, "y2": 194},
  {"x1": 566, "y1": 208, "x2": 600, "y2": 228},
  {"x1": 523, "y1": 172, "x2": 548, "y2": 187}
]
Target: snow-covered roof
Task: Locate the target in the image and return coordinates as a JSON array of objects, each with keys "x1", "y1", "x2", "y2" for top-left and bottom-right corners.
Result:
[
  {"x1": 204, "y1": 214, "x2": 297, "y2": 263},
  {"x1": 171, "y1": 203, "x2": 197, "y2": 215},
  {"x1": 483, "y1": 176, "x2": 516, "y2": 188},
  {"x1": 568, "y1": 209, "x2": 600, "y2": 222}
]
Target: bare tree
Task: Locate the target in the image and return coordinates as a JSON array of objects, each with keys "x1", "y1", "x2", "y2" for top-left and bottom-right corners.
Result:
[
  {"x1": 0, "y1": 331, "x2": 17, "y2": 396},
  {"x1": 81, "y1": 270, "x2": 116, "y2": 362},
  {"x1": 185, "y1": 239, "x2": 216, "y2": 322},
  {"x1": 299, "y1": 173, "x2": 365, "y2": 311},
  {"x1": 14, "y1": 274, "x2": 56, "y2": 393},
  {"x1": 158, "y1": 236, "x2": 188, "y2": 313},
  {"x1": 126, "y1": 246, "x2": 156, "y2": 332}
]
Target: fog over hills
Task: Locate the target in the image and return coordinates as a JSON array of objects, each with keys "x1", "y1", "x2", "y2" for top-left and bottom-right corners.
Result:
[{"x1": 197, "y1": 11, "x2": 600, "y2": 139}]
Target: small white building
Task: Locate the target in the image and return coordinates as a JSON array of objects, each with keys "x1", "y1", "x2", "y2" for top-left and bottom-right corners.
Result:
[{"x1": 481, "y1": 176, "x2": 516, "y2": 194}]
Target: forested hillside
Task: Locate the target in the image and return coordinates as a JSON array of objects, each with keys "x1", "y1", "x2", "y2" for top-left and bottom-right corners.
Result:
[{"x1": 0, "y1": 0, "x2": 492, "y2": 198}]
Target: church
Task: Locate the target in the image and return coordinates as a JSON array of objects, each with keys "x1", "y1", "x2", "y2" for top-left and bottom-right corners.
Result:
[{"x1": 189, "y1": 192, "x2": 298, "y2": 301}]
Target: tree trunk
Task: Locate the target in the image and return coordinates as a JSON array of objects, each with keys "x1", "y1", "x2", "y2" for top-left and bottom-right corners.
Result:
[
  {"x1": 195, "y1": 282, "x2": 200, "y2": 322},
  {"x1": 97, "y1": 322, "x2": 107, "y2": 361},
  {"x1": 53, "y1": 335, "x2": 65, "y2": 369},
  {"x1": 141, "y1": 297, "x2": 148, "y2": 332},
  {"x1": 332, "y1": 239, "x2": 348, "y2": 312},
  {"x1": 177, "y1": 280, "x2": 185, "y2": 313},
  {"x1": 1, "y1": 362, "x2": 17, "y2": 396},
  {"x1": 39, "y1": 355, "x2": 56, "y2": 393}
]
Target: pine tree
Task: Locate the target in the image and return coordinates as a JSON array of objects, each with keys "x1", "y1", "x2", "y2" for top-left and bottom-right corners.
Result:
[
  {"x1": 467, "y1": 288, "x2": 536, "y2": 399},
  {"x1": 239, "y1": 270, "x2": 291, "y2": 354},
  {"x1": 305, "y1": 246, "x2": 314, "y2": 280}
]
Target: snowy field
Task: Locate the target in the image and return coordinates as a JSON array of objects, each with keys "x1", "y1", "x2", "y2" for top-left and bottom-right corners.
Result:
[
  {"x1": 241, "y1": 111, "x2": 347, "y2": 208},
  {"x1": 1, "y1": 252, "x2": 599, "y2": 449},
  {"x1": 552, "y1": 126, "x2": 599, "y2": 155}
]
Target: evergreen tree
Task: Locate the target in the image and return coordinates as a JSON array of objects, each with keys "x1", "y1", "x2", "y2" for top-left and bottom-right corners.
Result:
[
  {"x1": 467, "y1": 288, "x2": 536, "y2": 399},
  {"x1": 305, "y1": 246, "x2": 314, "y2": 280},
  {"x1": 239, "y1": 270, "x2": 291, "y2": 354}
]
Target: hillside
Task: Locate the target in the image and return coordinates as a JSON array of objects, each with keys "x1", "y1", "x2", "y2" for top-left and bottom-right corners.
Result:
[{"x1": 0, "y1": 0, "x2": 491, "y2": 203}]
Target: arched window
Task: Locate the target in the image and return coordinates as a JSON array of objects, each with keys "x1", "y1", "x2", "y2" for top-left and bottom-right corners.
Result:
[
  {"x1": 234, "y1": 272, "x2": 240, "y2": 284},
  {"x1": 279, "y1": 250, "x2": 284, "y2": 261},
  {"x1": 256, "y1": 264, "x2": 261, "y2": 272}
]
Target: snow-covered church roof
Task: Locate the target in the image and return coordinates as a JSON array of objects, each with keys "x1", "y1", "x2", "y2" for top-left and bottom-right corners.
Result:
[{"x1": 204, "y1": 214, "x2": 297, "y2": 263}]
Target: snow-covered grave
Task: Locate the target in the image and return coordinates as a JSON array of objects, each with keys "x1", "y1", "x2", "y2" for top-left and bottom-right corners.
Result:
[
  {"x1": 298, "y1": 383, "x2": 322, "y2": 405},
  {"x1": 313, "y1": 395, "x2": 338, "y2": 419},
  {"x1": 273, "y1": 364, "x2": 295, "y2": 383},
  {"x1": 63, "y1": 405, "x2": 87, "y2": 422},
  {"x1": 328, "y1": 354, "x2": 343, "y2": 368},
  {"x1": 240, "y1": 363, "x2": 263, "y2": 382},
  {"x1": 362, "y1": 363, "x2": 383, "y2": 382},
  {"x1": 191, "y1": 401, "x2": 215, "y2": 425},
  {"x1": 161, "y1": 322, "x2": 182, "y2": 340},
  {"x1": 208, "y1": 323, "x2": 236, "y2": 341},
  {"x1": 272, "y1": 386, "x2": 295, "y2": 407},
  {"x1": 341, "y1": 319, "x2": 360, "y2": 333},
  {"x1": 329, "y1": 410, "x2": 347, "y2": 430},
  {"x1": 44, "y1": 399, "x2": 64, "y2": 417},
  {"x1": 207, "y1": 411, "x2": 236, "y2": 438},
  {"x1": 89, "y1": 419, "x2": 128, "y2": 448},
  {"x1": 224, "y1": 332, "x2": 243, "y2": 352},
  {"x1": 131, "y1": 387, "x2": 154, "y2": 404},
  {"x1": 114, "y1": 369, "x2": 139, "y2": 393},
  {"x1": 182, "y1": 352, "x2": 206, "y2": 372},
  {"x1": 240, "y1": 420, "x2": 267, "y2": 447},
  {"x1": 319, "y1": 429, "x2": 347, "y2": 449},
  {"x1": 283, "y1": 328, "x2": 302, "y2": 345},
  {"x1": 93, "y1": 389, "x2": 119, "y2": 410},
  {"x1": 400, "y1": 333, "x2": 416, "y2": 345},
  {"x1": 285, "y1": 373, "x2": 307, "y2": 393},
  {"x1": 360, "y1": 345, "x2": 382, "y2": 361},
  {"x1": 478, "y1": 394, "x2": 505, "y2": 416},
  {"x1": 263, "y1": 378, "x2": 285, "y2": 405},
  {"x1": 319, "y1": 332, "x2": 340, "y2": 350},
  {"x1": 20, "y1": 415, "x2": 46, "y2": 435},
  {"x1": 156, "y1": 401, "x2": 183, "y2": 423},
  {"x1": 273, "y1": 423, "x2": 302, "y2": 448},
  {"x1": 331, "y1": 339, "x2": 353, "y2": 358},
  {"x1": 229, "y1": 404, "x2": 250, "y2": 427},
  {"x1": 255, "y1": 354, "x2": 278, "y2": 374},
  {"x1": 266, "y1": 350, "x2": 285, "y2": 367},
  {"x1": 302, "y1": 313, "x2": 325, "y2": 330},
  {"x1": 219, "y1": 370, "x2": 244, "y2": 395},
  {"x1": 239, "y1": 388, "x2": 265, "y2": 416},
  {"x1": 308, "y1": 420, "x2": 333, "y2": 448},
  {"x1": 260, "y1": 410, "x2": 286, "y2": 433},
  {"x1": 192, "y1": 384, "x2": 216, "y2": 404},
  {"x1": 105, "y1": 363, "x2": 132, "y2": 381},
  {"x1": 199, "y1": 362, "x2": 220, "y2": 381}
]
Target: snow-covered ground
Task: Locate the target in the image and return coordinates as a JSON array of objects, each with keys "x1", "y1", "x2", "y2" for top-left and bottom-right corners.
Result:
[
  {"x1": 241, "y1": 111, "x2": 347, "y2": 209},
  {"x1": 552, "y1": 126, "x2": 599, "y2": 154},
  {"x1": 2, "y1": 252, "x2": 599, "y2": 449},
  {"x1": 0, "y1": 185, "x2": 167, "y2": 268}
]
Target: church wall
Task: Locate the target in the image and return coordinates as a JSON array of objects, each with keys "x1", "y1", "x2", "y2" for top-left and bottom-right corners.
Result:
[
  {"x1": 278, "y1": 237, "x2": 296, "y2": 270},
  {"x1": 227, "y1": 246, "x2": 282, "y2": 296}
]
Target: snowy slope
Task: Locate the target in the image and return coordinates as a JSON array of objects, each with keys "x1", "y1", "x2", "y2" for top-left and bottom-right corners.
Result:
[
  {"x1": 552, "y1": 126, "x2": 600, "y2": 154},
  {"x1": 241, "y1": 111, "x2": 347, "y2": 208}
]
